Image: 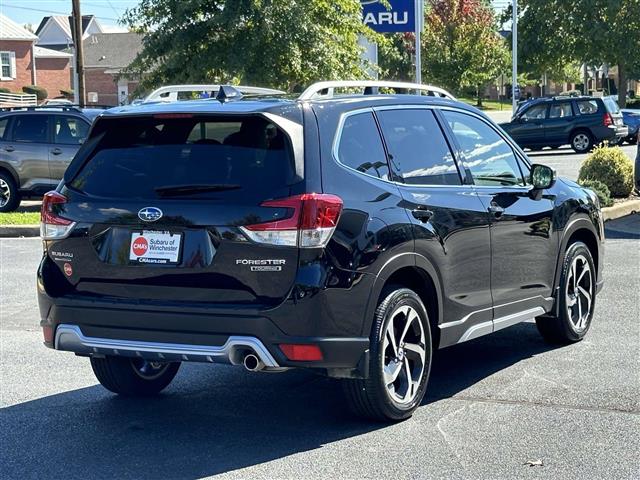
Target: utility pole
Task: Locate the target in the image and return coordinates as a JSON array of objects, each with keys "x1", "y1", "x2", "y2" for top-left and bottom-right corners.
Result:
[
  {"x1": 415, "y1": 0, "x2": 422, "y2": 84},
  {"x1": 71, "y1": 0, "x2": 85, "y2": 107},
  {"x1": 511, "y1": 0, "x2": 518, "y2": 114}
]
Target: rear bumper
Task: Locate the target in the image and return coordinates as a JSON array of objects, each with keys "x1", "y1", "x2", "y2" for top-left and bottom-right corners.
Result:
[{"x1": 39, "y1": 295, "x2": 370, "y2": 376}]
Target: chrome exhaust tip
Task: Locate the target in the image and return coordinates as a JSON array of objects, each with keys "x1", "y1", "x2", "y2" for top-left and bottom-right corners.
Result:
[{"x1": 243, "y1": 353, "x2": 265, "y2": 372}]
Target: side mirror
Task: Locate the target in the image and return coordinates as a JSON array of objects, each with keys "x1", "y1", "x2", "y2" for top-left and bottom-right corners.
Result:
[{"x1": 530, "y1": 164, "x2": 556, "y2": 190}]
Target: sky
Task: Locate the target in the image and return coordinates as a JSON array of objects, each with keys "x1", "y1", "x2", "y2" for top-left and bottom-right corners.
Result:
[{"x1": 0, "y1": 0, "x2": 139, "y2": 31}]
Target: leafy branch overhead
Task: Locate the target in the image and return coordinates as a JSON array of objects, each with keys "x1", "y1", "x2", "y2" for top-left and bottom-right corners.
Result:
[{"x1": 122, "y1": 0, "x2": 380, "y2": 93}]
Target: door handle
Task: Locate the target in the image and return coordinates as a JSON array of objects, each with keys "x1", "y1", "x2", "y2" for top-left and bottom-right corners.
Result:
[
  {"x1": 3, "y1": 145, "x2": 15, "y2": 152},
  {"x1": 411, "y1": 208, "x2": 434, "y2": 223},
  {"x1": 488, "y1": 204, "x2": 504, "y2": 218},
  {"x1": 50, "y1": 148, "x2": 63, "y2": 155}
]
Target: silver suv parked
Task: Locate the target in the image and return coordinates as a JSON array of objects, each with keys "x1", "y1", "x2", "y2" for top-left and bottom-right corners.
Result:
[{"x1": 0, "y1": 106, "x2": 103, "y2": 212}]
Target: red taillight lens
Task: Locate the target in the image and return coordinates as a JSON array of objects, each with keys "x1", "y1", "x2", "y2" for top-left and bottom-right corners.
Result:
[
  {"x1": 241, "y1": 193, "x2": 343, "y2": 247},
  {"x1": 603, "y1": 113, "x2": 613, "y2": 127},
  {"x1": 41, "y1": 191, "x2": 75, "y2": 240},
  {"x1": 279, "y1": 344, "x2": 324, "y2": 361}
]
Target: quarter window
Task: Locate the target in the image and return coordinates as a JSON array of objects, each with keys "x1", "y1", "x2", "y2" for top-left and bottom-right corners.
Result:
[
  {"x1": 549, "y1": 102, "x2": 573, "y2": 118},
  {"x1": 0, "y1": 117, "x2": 8, "y2": 140},
  {"x1": 11, "y1": 115, "x2": 48, "y2": 143},
  {"x1": 337, "y1": 112, "x2": 390, "y2": 180},
  {"x1": 520, "y1": 104, "x2": 547, "y2": 120},
  {"x1": 443, "y1": 111, "x2": 525, "y2": 187},
  {"x1": 576, "y1": 100, "x2": 599, "y2": 115},
  {"x1": 377, "y1": 109, "x2": 460, "y2": 185}
]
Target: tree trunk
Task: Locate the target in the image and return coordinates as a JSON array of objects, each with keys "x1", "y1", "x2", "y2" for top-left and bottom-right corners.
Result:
[
  {"x1": 476, "y1": 85, "x2": 483, "y2": 108},
  {"x1": 618, "y1": 63, "x2": 626, "y2": 108}
]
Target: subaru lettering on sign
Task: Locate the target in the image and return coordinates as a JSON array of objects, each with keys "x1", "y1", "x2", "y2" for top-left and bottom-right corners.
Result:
[
  {"x1": 361, "y1": 0, "x2": 415, "y2": 33},
  {"x1": 138, "y1": 207, "x2": 163, "y2": 222}
]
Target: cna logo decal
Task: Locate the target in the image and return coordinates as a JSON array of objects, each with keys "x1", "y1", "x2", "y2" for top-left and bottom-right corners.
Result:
[{"x1": 131, "y1": 237, "x2": 149, "y2": 257}]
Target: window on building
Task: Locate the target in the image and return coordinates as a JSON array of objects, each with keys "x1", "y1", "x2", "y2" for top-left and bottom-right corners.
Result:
[{"x1": 0, "y1": 52, "x2": 15, "y2": 79}]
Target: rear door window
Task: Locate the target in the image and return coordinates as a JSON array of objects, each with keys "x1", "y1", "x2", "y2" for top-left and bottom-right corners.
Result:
[
  {"x1": 11, "y1": 115, "x2": 49, "y2": 143},
  {"x1": 53, "y1": 115, "x2": 90, "y2": 144},
  {"x1": 337, "y1": 112, "x2": 390, "y2": 180},
  {"x1": 549, "y1": 102, "x2": 574, "y2": 118},
  {"x1": 576, "y1": 100, "x2": 599, "y2": 115},
  {"x1": 69, "y1": 115, "x2": 296, "y2": 200},
  {"x1": 377, "y1": 108, "x2": 461, "y2": 185}
]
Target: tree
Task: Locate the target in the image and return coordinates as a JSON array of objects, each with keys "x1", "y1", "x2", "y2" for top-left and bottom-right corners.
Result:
[
  {"x1": 378, "y1": 33, "x2": 414, "y2": 81},
  {"x1": 518, "y1": 0, "x2": 640, "y2": 107},
  {"x1": 122, "y1": 0, "x2": 378, "y2": 93},
  {"x1": 421, "y1": 0, "x2": 509, "y2": 106}
]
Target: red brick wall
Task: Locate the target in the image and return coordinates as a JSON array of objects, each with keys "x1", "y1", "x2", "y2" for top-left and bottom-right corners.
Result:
[
  {"x1": 85, "y1": 68, "x2": 118, "y2": 106},
  {"x1": 35, "y1": 58, "x2": 71, "y2": 98},
  {"x1": 0, "y1": 40, "x2": 33, "y2": 92}
]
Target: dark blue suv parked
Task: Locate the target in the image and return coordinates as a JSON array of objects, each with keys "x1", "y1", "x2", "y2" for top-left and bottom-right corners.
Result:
[{"x1": 38, "y1": 82, "x2": 604, "y2": 420}]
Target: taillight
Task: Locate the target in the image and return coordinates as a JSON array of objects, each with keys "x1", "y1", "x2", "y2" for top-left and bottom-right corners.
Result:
[
  {"x1": 240, "y1": 193, "x2": 343, "y2": 248},
  {"x1": 40, "y1": 191, "x2": 75, "y2": 240},
  {"x1": 603, "y1": 113, "x2": 613, "y2": 127}
]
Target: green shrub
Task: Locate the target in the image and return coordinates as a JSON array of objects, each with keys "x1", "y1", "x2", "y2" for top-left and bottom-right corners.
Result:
[
  {"x1": 0, "y1": 87, "x2": 10, "y2": 94},
  {"x1": 578, "y1": 178, "x2": 613, "y2": 207},
  {"x1": 59, "y1": 88, "x2": 74, "y2": 99},
  {"x1": 578, "y1": 145, "x2": 634, "y2": 197},
  {"x1": 22, "y1": 85, "x2": 48, "y2": 101}
]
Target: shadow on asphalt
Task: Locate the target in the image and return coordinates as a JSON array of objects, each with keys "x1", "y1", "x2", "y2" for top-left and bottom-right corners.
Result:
[{"x1": 1, "y1": 322, "x2": 560, "y2": 478}]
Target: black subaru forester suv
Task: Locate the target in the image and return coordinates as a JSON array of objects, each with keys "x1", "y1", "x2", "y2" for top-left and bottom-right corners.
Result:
[{"x1": 38, "y1": 82, "x2": 604, "y2": 421}]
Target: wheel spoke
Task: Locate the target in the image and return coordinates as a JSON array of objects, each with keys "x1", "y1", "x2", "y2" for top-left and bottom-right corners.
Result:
[
  {"x1": 577, "y1": 264, "x2": 589, "y2": 284},
  {"x1": 403, "y1": 342, "x2": 425, "y2": 364},
  {"x1": 401, "y1": 358, "x2": 414, "y2": 402},
  {"x1": 386, "y1": 327, "x2": 398, "y2": 357},
  {"x1": 398, "y1": 309, "x2": 417, "y2": 346},
  {"x1": 383, "y1": 359, "x2": 403, "y2": 385},
  {"x1": 577, "y1": 291, "x2": 583, "y2": 324}
]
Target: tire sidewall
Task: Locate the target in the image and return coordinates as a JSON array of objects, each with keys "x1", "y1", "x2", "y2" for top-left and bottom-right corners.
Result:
[
  {"x1": 0, "y1": 172, "x2": 20, "y2": 213},
  {"x1": 370, "y1": 288, "x2": 432, "y2": 419},
  {"x1": 558, "y1": 242, "x2": 596, "y2": 341}
]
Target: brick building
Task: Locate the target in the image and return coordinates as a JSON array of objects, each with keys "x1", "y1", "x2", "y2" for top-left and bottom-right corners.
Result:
[
  {"x1": 83, "y1": 33, "x2": 144, "y2": 106},
  {"x1": 0, "y1": 14, "x2": 72, "y2": 99}
]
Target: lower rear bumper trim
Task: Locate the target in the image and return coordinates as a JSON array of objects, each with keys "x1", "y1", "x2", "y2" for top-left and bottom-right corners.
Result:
[{"x1": 54, "y1": 324, "x2": 280, "y2": 368}]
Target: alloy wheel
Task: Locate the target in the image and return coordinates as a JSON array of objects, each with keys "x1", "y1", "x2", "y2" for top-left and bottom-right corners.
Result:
[
  {"x1": 565, "y1": 254, "x2": 593, "y2": 332},
  {"x1": 572, "y1": 133, "x2": 590, "y2": 151},
  {"x1": 0, "y1": 179, "x2": 10, "y2": 208},
  {"x1": 381, "y1": 305, "x2": 426, "y2": 405},
  {"x1": 130, "y1": 359, "x2": 171, "y2": 380}
]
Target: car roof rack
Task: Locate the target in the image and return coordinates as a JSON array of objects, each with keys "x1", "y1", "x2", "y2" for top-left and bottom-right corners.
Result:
[
  {"x1": 0, "y1": 105, "x2": 93, "y2": 113},
  {"x1": 298, "y1": 81, "x2": 456, "y2": 101},
  {"x1": 142, "y1": 84, "x2": 286, "y2": 104}
]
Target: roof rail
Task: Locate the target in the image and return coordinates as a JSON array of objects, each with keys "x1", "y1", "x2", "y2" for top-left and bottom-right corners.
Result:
[
  {"x1": 298, "y1": 81, "x2": 456, "y2": 101},
  {"x1": 0, "y1": 105, "x2": 86, "y2": 112},
  {"x1": 143, "y1": 84, "x2": 286, "y2": 104}
]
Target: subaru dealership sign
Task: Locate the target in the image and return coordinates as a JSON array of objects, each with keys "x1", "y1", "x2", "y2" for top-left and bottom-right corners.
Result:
[{"x1": 361, "y1": 0, "x2": 416, "y2": 33}]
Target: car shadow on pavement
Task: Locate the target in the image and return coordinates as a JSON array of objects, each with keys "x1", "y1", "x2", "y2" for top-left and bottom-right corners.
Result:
[{"x1": 1, "y1": 323, "x2": 559, "y2": 479}]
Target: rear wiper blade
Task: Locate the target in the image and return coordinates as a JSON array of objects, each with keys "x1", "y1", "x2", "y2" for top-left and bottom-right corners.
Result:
[{"x1": 154, "y1": 184, "x2": 242, "y2": 196}]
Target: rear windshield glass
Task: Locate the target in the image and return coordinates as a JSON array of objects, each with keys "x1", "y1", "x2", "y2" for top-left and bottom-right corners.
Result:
[
  {"x1": 603, "y1": 97, "x2": 620, "y2": 114},
  {"x1": 69, "y1": 115, "x2": 295, "y2": 200}
]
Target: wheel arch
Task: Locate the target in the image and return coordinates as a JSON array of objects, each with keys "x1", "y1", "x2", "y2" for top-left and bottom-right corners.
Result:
[
  {"x1": 0, "y1": 162, "x2": 19, "y2": 186},
  {"x1": 364, "y1": 253, "x2": 444, "y2": 348}
]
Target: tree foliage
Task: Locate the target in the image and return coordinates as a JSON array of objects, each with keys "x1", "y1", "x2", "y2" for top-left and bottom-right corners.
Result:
[
  {"x1": 518, "y1": 0, "x2": 640, "y2": 106},
  {"x1": 421, "y1": 0, "x2": 509, "y2": 100},
  {"x1": 122, "y1": 0, "x2": 378, "y2": 93}
]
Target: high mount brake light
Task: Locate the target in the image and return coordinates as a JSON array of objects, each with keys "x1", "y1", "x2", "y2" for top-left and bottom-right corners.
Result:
[
  {"x1": 41, "y1": 191, "x2": 75, "y2": 240},
  {"x1": 240, "y1": 193, "x2": 343, "y2": 248}
]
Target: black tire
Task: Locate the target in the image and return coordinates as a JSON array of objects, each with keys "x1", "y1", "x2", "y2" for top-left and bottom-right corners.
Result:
[
  {"x1": 536, "y1": 242, "x2": 596, "y2": 344},
  {"x1": 0, "y1": 171, "x2": 21, "y2": 213},
  {"x1": 570, "y1": 130, "x2": 594, "y2": 153},
  {"x1": 343, "y1": 287, "x2": 432, "y2": 421},
  {"x1": 90, "y1": 356, "x2": 180, "y2": 396}
]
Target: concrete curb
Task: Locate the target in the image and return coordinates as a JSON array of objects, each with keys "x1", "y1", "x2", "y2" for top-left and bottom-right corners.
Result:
[
  {"x1": 0, "y1": 199, "x2": 637, "y2": 238},
  {"x1": 602, "y1": 199, "x2": 640, "y2": 222},
  {"x1": 0, "y1": 225, "x2": 39, "y2": 238}
]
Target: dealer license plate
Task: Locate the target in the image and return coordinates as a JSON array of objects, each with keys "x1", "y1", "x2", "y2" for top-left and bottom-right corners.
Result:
[{"x1": 129, "y1": 231, "x2": 182, "y2": 264}]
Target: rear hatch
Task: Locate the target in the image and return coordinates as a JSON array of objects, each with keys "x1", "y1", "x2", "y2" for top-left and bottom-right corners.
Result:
[
  {"x1": 45, "y1": 112, "x2": 303, "y2": 307},
  {"x1": 603, "y1": 96, "x2": 625, "y2": 127}
]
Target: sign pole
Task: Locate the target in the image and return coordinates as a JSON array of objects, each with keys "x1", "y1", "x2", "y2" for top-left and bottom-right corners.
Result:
[
  {"x1": 511, "y1": 0, "x2": 518, "y2": 114},
  {"x1": 415, "y1": 0, "x2": 422, "y2": 84}
]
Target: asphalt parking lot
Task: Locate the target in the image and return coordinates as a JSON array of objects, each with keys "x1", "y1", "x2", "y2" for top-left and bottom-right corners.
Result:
[{"x1": 1, "y1": 209, "x2": 638, "y2": 479}]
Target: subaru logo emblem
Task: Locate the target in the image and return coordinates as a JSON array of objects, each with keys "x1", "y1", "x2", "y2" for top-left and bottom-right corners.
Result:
[{"x1": 138, "y1": 207, "x2": 163, "y2": 222}]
